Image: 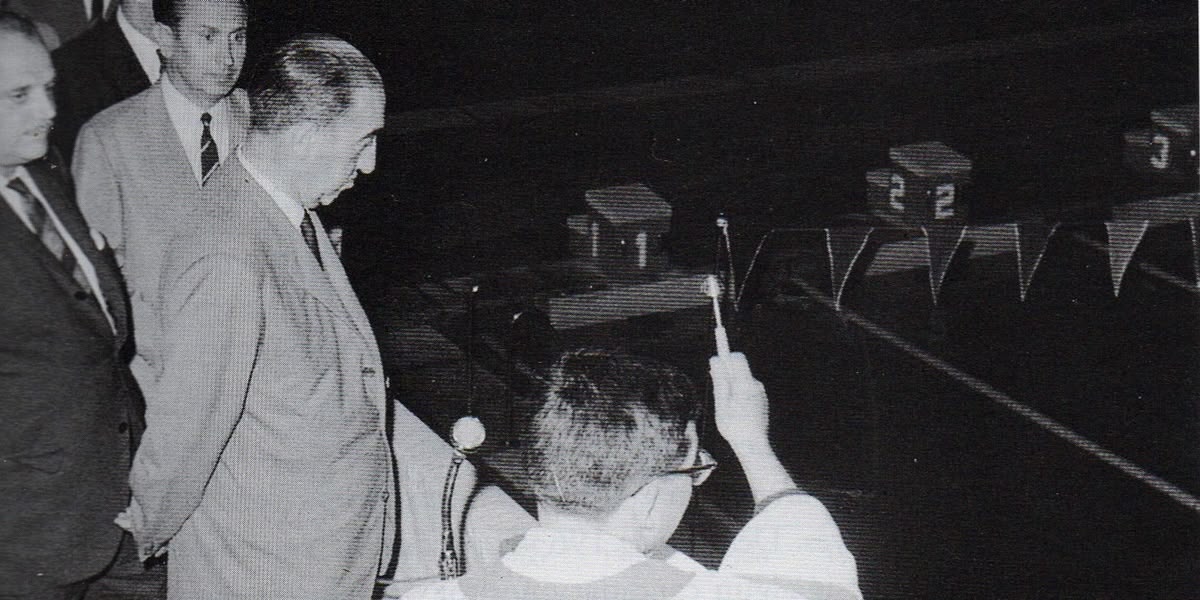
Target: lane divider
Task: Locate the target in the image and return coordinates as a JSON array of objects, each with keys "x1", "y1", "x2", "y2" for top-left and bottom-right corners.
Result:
[
  {"x1": 1070, "y1": 232, "x2": 1199, "y2": 295},
  {"x1": 789, "y1": 277, "x2": 1200, "y2": 515}
]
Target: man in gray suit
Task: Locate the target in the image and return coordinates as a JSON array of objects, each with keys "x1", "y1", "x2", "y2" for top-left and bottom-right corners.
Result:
[
  {"x1": 124, "y1": 34, "x2": 394, "y2": 599},
  {"x1": 71, "y1": 0, "x2": 248, "y2": 391}
]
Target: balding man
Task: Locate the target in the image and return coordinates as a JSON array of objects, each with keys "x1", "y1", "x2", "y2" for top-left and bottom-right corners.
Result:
[{"x1": 125, "y1": 34, "x2": 395, "y2": 599}]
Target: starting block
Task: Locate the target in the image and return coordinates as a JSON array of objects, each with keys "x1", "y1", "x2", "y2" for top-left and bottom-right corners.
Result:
[
  {"x1": 868, "y1": 141, "x2": 973, "y2": 227},
  {"x1": 1123, "y1": 103, "x2": 1198, "y2": 180},
  {"x1": 568, "y1": 183, "x2": 672, "y2": 282}
]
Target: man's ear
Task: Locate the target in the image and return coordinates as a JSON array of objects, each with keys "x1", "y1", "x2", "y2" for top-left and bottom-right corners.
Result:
[
  {"x1": 151, "y1": 23, "x2": 174, "y2": 60},
  {"x1": 685, "y1": 422, "x2": 699, "y2": 460},
  {"x1": 615, "y1": 480, "x2": 660, "y2": 526},
  {"x1": 285, "y1": 121, "x2": 319, "y2": 157}
]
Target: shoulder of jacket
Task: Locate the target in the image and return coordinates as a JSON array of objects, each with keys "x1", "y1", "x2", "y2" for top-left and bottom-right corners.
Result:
[{"x1": 83, "y1": 87, "x2": 157, "y2": 132}]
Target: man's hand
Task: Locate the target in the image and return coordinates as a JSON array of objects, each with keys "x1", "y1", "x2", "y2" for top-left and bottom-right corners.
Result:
[
  {"x1": 709, "y1": 352, "x2": 798, "y2": 505},
  {"x1": 709, "y1": 352, "x2": 770, "y2": 454},
  {"x1": 114, "y1": 498, "x2": 167, "y2": 562}
]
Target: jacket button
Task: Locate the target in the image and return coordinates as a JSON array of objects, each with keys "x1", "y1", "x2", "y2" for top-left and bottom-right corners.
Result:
[
  {"x1": 362, "y1": 367, "x2": 376, "y2": 376},
  {"x1": 118, "y1": 422, "x2": 129, "y2": 433},
  {"x1": 74, "y1": 291, "x2": 89, "y2": 301}
]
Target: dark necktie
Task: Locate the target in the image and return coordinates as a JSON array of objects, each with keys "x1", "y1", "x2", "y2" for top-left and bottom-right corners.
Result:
[
  {"x1": 7, "y1": 178, "x2": 92, "y2": 292},
  {"x1": 91, "y1": 0, "x2": 105, "y2": 23},
  {"x1": 300, "y1": 210, "x2": 323, "y2": 269},
  {"x1": 200, "y1": 112, "x2": 219, "y2": 183}
]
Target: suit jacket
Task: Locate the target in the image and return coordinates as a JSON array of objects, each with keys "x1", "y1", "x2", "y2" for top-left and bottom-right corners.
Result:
[
  {"x1": 131, "y1": 157, "x2": 395, "y2": 599},
  {"x1": 51, "y1": 17, "x2": 152, "y2": 164},
  {"x1": 72, "y1": 82, "x2": 250, "y2": 392},
  {"x1": 0, "y1": 158, "x2": 139, "y2": 593}
]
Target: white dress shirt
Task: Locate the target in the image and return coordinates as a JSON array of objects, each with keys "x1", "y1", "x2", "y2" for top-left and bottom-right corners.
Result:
[
  {"x1": 161, "y1": 74, "x2": 232, "y2": 185},
  {"x1": 82, "y1": 0, "x2": 112, "y2": 22},
  {"x1": 1, "y1": 167, "x2": 116, "y2": 332},
  {"x1": 116, "y1": 6, "x2": 160, "y2": 83}
]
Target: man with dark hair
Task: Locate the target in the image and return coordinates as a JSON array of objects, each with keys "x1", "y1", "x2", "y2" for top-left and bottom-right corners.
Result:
[
  {"x1": 124, "y1": 33, "x2": 393, "y2": 599},
  {"x1": 69, "y1": 0, "x2": 248, "y2": 480},
  {"x1": 397, "y1": 349, "x2": 862, "y2": 600},
  {"x1": 0, "y1": 11, "x2": 144, "y2": 598},
  {"x1": 51, "y1": 0, "x2": 159, "y2": 162}
]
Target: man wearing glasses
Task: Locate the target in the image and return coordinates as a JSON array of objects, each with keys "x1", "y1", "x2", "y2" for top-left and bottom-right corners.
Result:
[{"x1": 395, "y1": 349, "x2": 862, "y2": 600}]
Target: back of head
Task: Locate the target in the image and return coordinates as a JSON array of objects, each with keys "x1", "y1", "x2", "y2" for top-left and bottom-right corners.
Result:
[
  {"x1": 525, "y1": 348, "x2": 700, "y2": 517},
  {"x1": 247, "y1": 33, "x2": 383, "y2": 134},
  {"x1": 0, "y1": 9, "x2": 43, "y2": 44}
]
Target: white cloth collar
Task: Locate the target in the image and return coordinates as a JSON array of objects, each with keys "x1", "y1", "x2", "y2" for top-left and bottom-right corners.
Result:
[
  {"x1": 115, "y1": 7, "x2": 160, "y2": 83},
  {"x1": 236, "y1": 147, "x2": 305, "y2": 229},
  {"x1": 160, "y1": 74, "x2": 230, "y2": 185},
  {"x1": 501, "y1": 525, "x2": 650, "y2": 584}
]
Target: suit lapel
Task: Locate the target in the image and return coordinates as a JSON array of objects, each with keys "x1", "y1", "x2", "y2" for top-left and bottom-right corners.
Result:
[
  {"x1": 20, "y1": 162, "x2": 126, "y2": 340},
  {"x1": 142, "y1": 85, "x2": 202, "y2": 188},
  {"x1": 227, "y1": 89, "x2": 251, "y2": 150},
  {"x1": 227, "y1": 162, "x2": 349, "y2": 326},
  {"x1": 310, "y1": 212, "x2": 374, "y2": 344}
]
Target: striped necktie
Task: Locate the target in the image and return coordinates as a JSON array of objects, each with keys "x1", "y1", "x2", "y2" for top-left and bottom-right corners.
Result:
[
  {"x1": 200, "y1": 112, "x2": 219, "y2": 183},
  {"x1": 7, "y1": 177, "x2": 93, "y2": 293},
  {"x1": 301, "y1": 210, "x2": 323, "y2": 269}
]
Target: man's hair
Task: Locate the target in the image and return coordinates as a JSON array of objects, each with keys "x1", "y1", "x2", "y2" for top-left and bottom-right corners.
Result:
[
  {"x1": 524, "y1": 348, "x2": 701, "y2": 516},
  {"x1": 247, "y1": 33, "x2": 383, "y2": 133},
  {"x1": 0, "y1": 10, "x2": 44, "y2": 45},
  {"x1": 153, "y1": 0, "x2": 245, "y2": 28}
]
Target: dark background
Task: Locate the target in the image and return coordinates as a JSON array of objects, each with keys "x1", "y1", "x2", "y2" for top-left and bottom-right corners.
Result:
[
  {"x1": 241, "y1": 1, "x2": 1195, "y2": 110},
  {"x1": 228, "y1": 3, "x2": 1198, "y2": 598}
]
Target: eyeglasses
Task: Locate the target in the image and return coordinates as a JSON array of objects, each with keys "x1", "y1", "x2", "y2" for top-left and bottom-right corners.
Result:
[{"x1": 662, "y1": 449, "x2": 718, "y2": 487}]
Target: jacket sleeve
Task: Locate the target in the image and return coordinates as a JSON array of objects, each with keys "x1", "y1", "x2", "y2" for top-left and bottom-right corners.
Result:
[
  {"x1": 71, "y1": 123, "x2": 126, "y2": 266},
  {"x1": 128, "y1": 244, "x2": 263, "y2": 547},
  {"x1": 718, "y1": 493, "x2": 863, "y2": 600}
]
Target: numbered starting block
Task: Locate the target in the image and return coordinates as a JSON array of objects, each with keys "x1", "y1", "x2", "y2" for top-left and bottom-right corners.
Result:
[
  {"x1": 868, "y1": 141, "x2": 972, "y2": 227},
  {"x1": 567, "y1": 183, "x2": 672, "y2": 281},
  {"x1": 1123, "y1": 103, "x2": 1199, "y2": 180}
]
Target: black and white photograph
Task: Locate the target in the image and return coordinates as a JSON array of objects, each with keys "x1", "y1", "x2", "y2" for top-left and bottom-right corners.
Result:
[{"x1": 1, "y1": 1, "x2": 1196, "y2": 598}]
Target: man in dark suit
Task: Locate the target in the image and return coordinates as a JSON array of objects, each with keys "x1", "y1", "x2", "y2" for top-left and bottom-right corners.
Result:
[
  {"x1": 0, "y1": 11, "x2": 153, "y2": 599},
  {"x1": 51, "y1": 0, "x2": 156, "y2": 162}
]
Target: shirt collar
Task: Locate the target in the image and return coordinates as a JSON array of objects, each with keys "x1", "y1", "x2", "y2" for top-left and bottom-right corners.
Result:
[
  {"x1": 115, "y1": 7, "x2": 160, "y2": 83},
  {"x1": 236, "y1": 147, "x2": 306, "y2": 229},
  {"x1": 5, "y1": 165, "x2": 28, "y2": 186},
  {"x1": 161, "y1": 74, "x2": 231, "y2": 183},
  {"x1": 3, "y1": 166, "x2": 40, "y2": 198},
  {"x1": 161, "y1": 73, "x2": 229, "y2": 125},
  {"x1": 502, "y1": 525, "x2": 648, "y2": 584}
]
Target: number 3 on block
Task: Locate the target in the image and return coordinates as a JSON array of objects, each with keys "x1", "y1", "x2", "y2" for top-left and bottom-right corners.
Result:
[
  {"x1": 935, "y1": 183, "x2": 956, "y2": 219},
  {"x1": 1150, "y1": 133, "x2": 1171, "y2": 170},
  {"x1": 888, "y1": 173, "x2": 906, "y2": 211}
]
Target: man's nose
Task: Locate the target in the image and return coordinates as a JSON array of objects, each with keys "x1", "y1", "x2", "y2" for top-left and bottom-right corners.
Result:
[
  {"x1": 222, "y1": 38, "x2": 239, "y2": 67},
  {"x1": 358, "y1": 139, "x2": 377, "y2": 175},
  {"x1": 36, "y1": 87, "x2": 56, "y2": 122}
]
